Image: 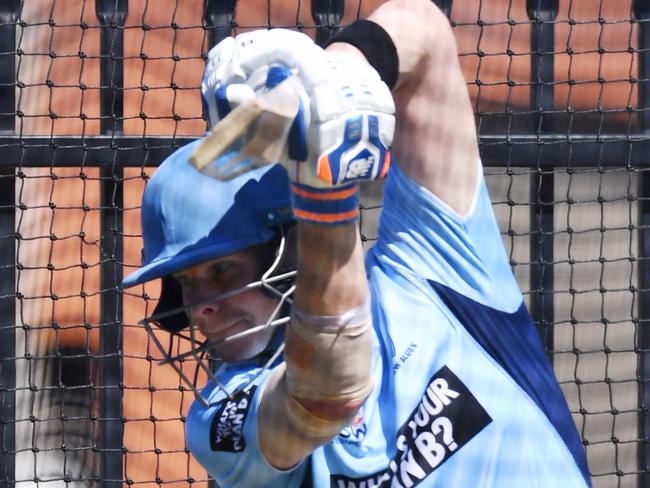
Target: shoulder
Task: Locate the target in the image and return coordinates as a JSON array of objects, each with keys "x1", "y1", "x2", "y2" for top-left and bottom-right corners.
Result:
[
  {"x1": 372, "y1": 161, "x2": 522, "y2": 313},
  {"x1": 186, "y1": 366, "x2": 307, "y2": 486},
  {"x1": 185, "y1": 368, "x2": 263, "y2": 457},
  {"x1": 185, "y1": 366, "x2": 266, "y2": 477}
]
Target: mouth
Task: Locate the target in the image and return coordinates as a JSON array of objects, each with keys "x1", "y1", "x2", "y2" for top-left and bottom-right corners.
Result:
[{"x1": 206, "y1": 320, "x2": 249, "y2": 344}]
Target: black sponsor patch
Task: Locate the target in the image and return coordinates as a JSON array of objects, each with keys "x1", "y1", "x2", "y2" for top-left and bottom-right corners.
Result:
[
  {"x1": 210, "y1": 386, "x2": 257, "y2": 453},
  {"x1": 330, "y1": 366, "x2": 492, "y2": 487}
]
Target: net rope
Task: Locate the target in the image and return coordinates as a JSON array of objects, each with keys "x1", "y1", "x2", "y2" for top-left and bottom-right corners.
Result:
[{"x1": 0, "y1": 1, "x2": 646, "y2": 486}]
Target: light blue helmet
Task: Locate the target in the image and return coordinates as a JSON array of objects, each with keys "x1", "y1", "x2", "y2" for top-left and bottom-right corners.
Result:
[{"x1": 122, "y1": 139, "x2": 293, "y2": 289}]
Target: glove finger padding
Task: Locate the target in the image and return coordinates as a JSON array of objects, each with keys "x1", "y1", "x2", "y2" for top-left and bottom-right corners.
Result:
[
  {"x1": 202, "y1": 29, "x2": 324, "y2": 128},
  {"x1": 202, "y1": 37, "x2": 240, "y2": 126},
  {"x1": 234, "y1": 29, "x2": 324, "y2": 85}
]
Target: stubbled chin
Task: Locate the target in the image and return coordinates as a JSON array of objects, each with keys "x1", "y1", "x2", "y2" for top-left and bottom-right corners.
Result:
[{"x1": 212, "y1": 333, "x2": 269, "y2": 362}]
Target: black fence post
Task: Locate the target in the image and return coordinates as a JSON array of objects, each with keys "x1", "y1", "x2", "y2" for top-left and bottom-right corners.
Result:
[
  {"x1": 311, "y1": 0, "x2": 344, "y2": 46},
  {"x1": 0, "y1": 2, "x2": 19, "y2": 487},
  {"x1": 527, "y1": 0, "x2": 558, "y2": 354},
  {"x1": 432, "y1": 0, "x2": 452, "y2": 17},
  {"x1": 204, "y1": 0, "x2": 236, "y2": 50},
  {"x1": 634, "y1": 1, "x2": 650, "y2": 484},
  {"x1": 95, "y1": 1, "x2": 127, "y2": 487},
  {"x1": 203, "y1": 2, "x2": 236, "y2": 485}
]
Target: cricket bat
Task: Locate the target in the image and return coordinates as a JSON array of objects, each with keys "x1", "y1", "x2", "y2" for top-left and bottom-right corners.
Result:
[{"x1": 190, "y1": 77, "x2": 301, "y2": 180}]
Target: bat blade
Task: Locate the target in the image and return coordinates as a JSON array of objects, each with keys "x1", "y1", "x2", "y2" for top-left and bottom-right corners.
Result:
[{"x1": 190, "y1": 78, "x2": 300, "y2": 180}]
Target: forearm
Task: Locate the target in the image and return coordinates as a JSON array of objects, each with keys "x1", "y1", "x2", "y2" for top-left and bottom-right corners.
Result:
[
  {"x1": 294, "y1": 221, "x2": 368, "y2": 314},
  {"x1": 260, "y1": 152, "x2": 372, "y2": 472},
  {"x1": 260, "y1": 222, "x2": 372, "y2": 470}
]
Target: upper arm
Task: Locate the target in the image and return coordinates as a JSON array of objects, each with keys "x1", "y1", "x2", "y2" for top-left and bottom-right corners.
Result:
[{"x1": 368, "y1": 0, "x2": 480, "y2": 217}]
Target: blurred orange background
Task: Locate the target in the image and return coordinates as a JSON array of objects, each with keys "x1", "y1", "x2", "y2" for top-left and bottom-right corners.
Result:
[{"x1": 13, "y1": 0, "x2": 639, "y2": 485}]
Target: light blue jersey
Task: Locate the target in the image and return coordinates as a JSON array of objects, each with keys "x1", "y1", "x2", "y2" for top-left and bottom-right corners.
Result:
[{"x1": 185, "y1": 162, "x2": 591, "y2": 487}]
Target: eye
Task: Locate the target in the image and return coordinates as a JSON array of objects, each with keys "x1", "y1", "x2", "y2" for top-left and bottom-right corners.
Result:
[
  {"x1": 211, "y1": 261, "x2": 234, "y2": 276},
  {"x1": 210, "y1": 261, "x2": 241, "y2": 284},
  {"x1": 210, "y1": 260, "x2": 246, "y2": 291}
]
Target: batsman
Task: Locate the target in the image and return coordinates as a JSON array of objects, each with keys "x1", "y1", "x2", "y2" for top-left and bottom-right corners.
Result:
[{"x1": 123, "y1": 0, "x2": 591, "y2": 486}]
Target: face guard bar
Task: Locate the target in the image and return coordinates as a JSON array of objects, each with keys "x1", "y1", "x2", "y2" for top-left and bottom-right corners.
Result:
[{"x1": 139, "y1": 232, "x2": 296, "y2": 407}]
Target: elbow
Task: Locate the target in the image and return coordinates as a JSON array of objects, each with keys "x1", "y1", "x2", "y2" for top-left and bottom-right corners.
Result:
[{"x1": 283, "y1": 304, "x2": 374, "y2": 438}]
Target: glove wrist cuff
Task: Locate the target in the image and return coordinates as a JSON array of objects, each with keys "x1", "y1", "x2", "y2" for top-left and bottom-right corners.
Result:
[
  {"x1": 324, "y1": 19, "x2": 399, "y2": 90},
  {"x1": 291, "y1": 183, "x2": 360, "y2": 225}
]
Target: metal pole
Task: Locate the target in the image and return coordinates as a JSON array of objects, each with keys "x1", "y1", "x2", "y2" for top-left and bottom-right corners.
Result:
[
  {"x1": 203, "y1": 2, "x2": 237, "y2": 485},
  {"x1": 204, "y1": 0, "x2": 236, "y2": 51},
  {"x1": 527, "y1": 0, "x2": 558, "y2": 354},
  {"x1": 95, "y1": 1, "x2": 127, "y2": 487},
  {"x1": 311, "y1": 0, "x2": 344, "y2": 46},
  {"x1": 634, "y1": 1, "x2": 650, "y2": 484},
  {"x1": 0, "y1": 2, "x2": 19, "y2": 487},
  {"x1": 432, "y1": 0, "x2": 452, "y2": 17}
]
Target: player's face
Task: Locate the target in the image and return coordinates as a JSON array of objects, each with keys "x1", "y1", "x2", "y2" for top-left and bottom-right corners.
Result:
[{"x1": 173, "y1": 246, "x2": 278, "y2": 362}]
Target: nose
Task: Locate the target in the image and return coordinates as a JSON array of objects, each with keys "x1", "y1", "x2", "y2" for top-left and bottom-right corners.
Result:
[
  {"x1": 183, "y1": 286, "x2": 221, "y2": 322},
  {"x1": 190, "y1": 300, "x2": 224, "y2": 339},
  {"x1": 192, "y1": 301, "x2": 220, "y2": 320}
]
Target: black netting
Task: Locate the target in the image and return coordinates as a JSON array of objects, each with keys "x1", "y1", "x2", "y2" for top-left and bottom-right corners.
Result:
[{"x1": 0, "y1": 1, "x2": 647, "y2": 487}]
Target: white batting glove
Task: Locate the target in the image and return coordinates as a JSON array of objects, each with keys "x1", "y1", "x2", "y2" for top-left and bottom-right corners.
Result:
[
  {"x1": 201, "y1": 30, "x2": 319, "y2": 128},
  {"x1": 201, "y1": 30, "x2": 396, "y2": 188},
  {"x1": 286, "y1": 52, "x2": 395, "y2": 188}
]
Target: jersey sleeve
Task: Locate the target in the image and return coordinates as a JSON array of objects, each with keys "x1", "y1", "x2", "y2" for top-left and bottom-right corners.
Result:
[
  {"x1": 371, "y1": 160, "x2": 522, "y2": 312},
  {"x1": 185, "y1": 367, "x2": 307, "y2": 487}
]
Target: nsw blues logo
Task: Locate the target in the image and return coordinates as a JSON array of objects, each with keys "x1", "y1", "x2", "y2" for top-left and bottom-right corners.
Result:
[{"x1": 336, "y1": 406, "x2": 368, "y2": 444}]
